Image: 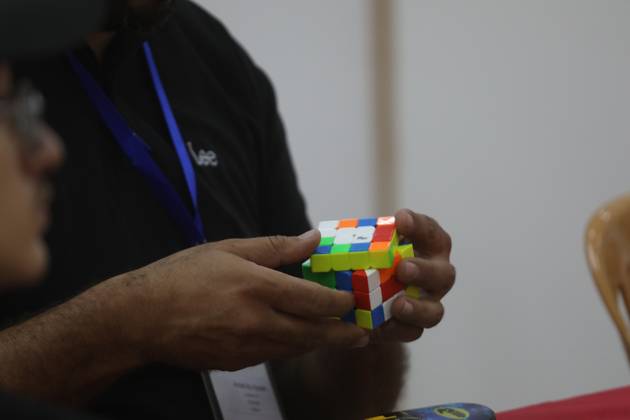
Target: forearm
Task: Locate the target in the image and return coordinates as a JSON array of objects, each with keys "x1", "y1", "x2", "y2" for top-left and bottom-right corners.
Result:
[
  {"x1": 0, "y1": 273, "x2": 147, "y2": 405},
  {"x1": 275, "y1": 342, "x2": 407, "y2": 420}
]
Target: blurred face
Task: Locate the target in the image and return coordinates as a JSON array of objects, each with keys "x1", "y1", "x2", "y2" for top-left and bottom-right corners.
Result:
[{"x1": 0, "y1": 63, "x2": 63, "y2": 289}]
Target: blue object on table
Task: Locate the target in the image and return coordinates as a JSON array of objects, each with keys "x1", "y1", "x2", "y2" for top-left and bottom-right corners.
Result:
[{"x1": 367, "y1": 402, "x2": 495, "y2": 420}]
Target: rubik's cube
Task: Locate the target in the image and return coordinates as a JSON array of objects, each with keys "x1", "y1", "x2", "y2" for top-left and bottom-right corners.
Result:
[{"x1": 302, "y1": 216, "x2": 422, "y2": 330}]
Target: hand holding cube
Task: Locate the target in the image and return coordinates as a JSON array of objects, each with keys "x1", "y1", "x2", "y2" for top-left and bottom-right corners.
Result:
[
  {"x1": 302, "y1": 216, "x2": 421, "y2": 330},
  {"x1": 303, "y1": 209, "x2": 455, "y2": 341}
]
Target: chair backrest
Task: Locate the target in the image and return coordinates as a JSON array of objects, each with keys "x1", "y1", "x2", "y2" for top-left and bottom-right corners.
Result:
[{"x1": 585, "y1": 194, "x2": 630, "y2": 363}]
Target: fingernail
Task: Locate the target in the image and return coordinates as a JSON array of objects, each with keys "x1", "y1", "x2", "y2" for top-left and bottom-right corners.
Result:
[
  {"x1": 402, "y1": 262, "x2": 419, "y2": 281},
  {"x1": 352, "y1": 335, "x2": 370, "y2": 348},
  {"x1": 401, "y1": 300, "x2": 414, "y2": 316},
  {"x1": 299, "y1": 229, "x2": 319, "y2": 241}
]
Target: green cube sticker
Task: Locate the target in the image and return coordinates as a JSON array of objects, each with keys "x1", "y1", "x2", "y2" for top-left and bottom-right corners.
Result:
[
  {"x1": 397, "y1": 243, "x2": 414, "y2": 259},
  {"x1": 406, "y1": 285, "x2": 423, "y2": 299},
  {"x1": 302, "y1": 259, "x2": 335, "y2": 288},
  {"x1": 311, "y1": 253, "x2": 331, "y2": 272},
  {"x1": 355, "y1": 309, "x2": 373, "y2": 329},
  {"x1": 320, "y1": 237, "x2": 335, "y2": 247},
  {"x1": 331, "y1": 244, "x2": 351, "y2": 271},
  {"x1": 349, "y1": 250, "x2": 369, "y2": 270}
]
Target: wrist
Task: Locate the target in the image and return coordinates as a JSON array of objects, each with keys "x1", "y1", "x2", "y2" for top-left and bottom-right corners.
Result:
[{"x1": 81, "y1": 270, "x2": 154, "y2": 370}]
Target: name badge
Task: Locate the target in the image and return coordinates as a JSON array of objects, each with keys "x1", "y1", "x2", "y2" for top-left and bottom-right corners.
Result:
[{"x1": 204, "y1": 364, "x2": 285, "y2": 420}]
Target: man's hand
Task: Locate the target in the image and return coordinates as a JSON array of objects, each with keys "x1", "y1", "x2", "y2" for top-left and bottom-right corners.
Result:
[
  {"x1": 372, "y1": 209, "x2": 455, "y2": 343},
  {"x1": 0, "y1": 229, "x2": 367, "y2": 404},
  {"x1": 113, "y1": 230, "x2": 368, "y2": 371},
  {"x1": 274, "y1": 210, "x2": 454, "y2": 420}
]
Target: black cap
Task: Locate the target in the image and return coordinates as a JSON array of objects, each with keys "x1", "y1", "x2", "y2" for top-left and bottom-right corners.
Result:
[{"x1": 0, "y1": 0, "x2": 108, "y2": 59}]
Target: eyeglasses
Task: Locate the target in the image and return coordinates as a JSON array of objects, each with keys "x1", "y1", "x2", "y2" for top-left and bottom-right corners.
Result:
[{"x1": 0, "y1": 80, "x2": 46, "y2": 153}]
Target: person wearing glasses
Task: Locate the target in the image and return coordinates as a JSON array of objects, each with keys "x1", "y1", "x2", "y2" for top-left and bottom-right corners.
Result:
[
  {"x1": 0, "y1": 1, "x2": 109, "y2": 418},
  {"x1": 1, "y1": 1, "x2": 456, "y2": 420}
]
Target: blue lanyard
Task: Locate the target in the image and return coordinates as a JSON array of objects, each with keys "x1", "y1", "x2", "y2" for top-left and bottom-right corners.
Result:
[{"x1": 67, "y1": 42, "x2": 206, "y2": 246}]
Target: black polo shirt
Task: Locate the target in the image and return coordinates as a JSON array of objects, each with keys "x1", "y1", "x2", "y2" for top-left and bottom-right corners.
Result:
[{"x1": 3, "y1": 1, "x2": 310, "y2": 419}]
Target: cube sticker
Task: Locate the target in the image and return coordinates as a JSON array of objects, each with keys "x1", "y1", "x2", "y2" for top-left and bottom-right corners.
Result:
[{"x1": 314, "y1": 217, "x2": 399, "y2": 273}]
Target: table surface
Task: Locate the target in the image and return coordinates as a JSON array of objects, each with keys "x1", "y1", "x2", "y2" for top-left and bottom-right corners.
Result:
[{"x1": 497, "y1": 385, "x2": 630, "y2": 419}]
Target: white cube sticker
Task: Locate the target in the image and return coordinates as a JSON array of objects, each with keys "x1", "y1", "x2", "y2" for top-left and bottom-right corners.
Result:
[
  {"x1": 352, "y1": 226, "x2": 375, "y2": 244},
  {"x1": 377, "y1": 216, "x2": 396, "y2": 226},
  {"x1": 334, "y1": 228, "x2": 356, "y2": 245},
  {"x1": 318, "y1": 228, "x2": 337, "y2": 239},
  {"x1": 318, "y1": 220, "x2": 339, "y2": 230},
  {"x1": 383, "y1": 291, "x2": 405, "y2": 320},
  {"x1": 365, "y1": 269, "x2": 381, "y2": 291}
]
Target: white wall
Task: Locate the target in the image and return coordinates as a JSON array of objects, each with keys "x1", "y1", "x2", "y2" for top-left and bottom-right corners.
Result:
[
  {"x1": 201, "y1": 0, "x2": 630, "y2": 414},
  {"x1": 396, "y1": 0, "x2": 630, "y2": 412},
  {"x1": 201, "y1": 0, "x2": 375, "y2": 223}
]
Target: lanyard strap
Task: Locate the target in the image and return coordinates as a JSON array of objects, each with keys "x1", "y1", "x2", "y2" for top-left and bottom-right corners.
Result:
[
  {"x1": 67, "y1": 44, "x2": 206, "y2": 246},
  {"x1": 143, "y1": 43, "x2": 203, "y2": 234}
]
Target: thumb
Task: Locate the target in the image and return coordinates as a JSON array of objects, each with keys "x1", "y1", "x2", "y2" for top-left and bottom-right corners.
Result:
[{"x1": 216, "y1": 229, "x2": 320, "y2": 268}]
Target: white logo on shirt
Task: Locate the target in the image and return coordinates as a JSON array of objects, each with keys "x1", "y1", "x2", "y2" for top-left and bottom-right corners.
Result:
[{"x1": 187, "y1": 142, "x2": 219, "y2": 167}]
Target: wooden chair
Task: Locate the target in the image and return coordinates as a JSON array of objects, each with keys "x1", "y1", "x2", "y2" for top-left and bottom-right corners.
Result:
[{"x1": 585, "y1": 194, "x2": 630, "y2": 363}]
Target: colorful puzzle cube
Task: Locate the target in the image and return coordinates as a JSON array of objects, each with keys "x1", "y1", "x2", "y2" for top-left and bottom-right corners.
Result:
[
  {"x1": 302, "y1": 216, "x2": 424, "y2": 330},
  {"x1": 312, "y1": 217, "x2": 399, "y2": 272}
]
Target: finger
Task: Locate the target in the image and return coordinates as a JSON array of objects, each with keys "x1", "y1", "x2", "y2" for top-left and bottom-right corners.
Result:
[
  {"x1": 372, "y1": 321, "x2": 424, "y2": 343},
  {"x1": 214, "y1": 229, "x2": 320, "y2": 269},
  {"x1": 397, "y1": 258, "x2": 456, "y2": 298},
  {"x1": 252, "y1": 265, "x2": 356, "y2": 318},
  {"x1": 391, "y1": 296, "x2": 445, "y2": 329},
  {"x1": 267, "y1": 312, "x2": 369, "y2": 350},
  {"x1": 395, "y1": 209, "x2": 452, "y2": 257}
]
